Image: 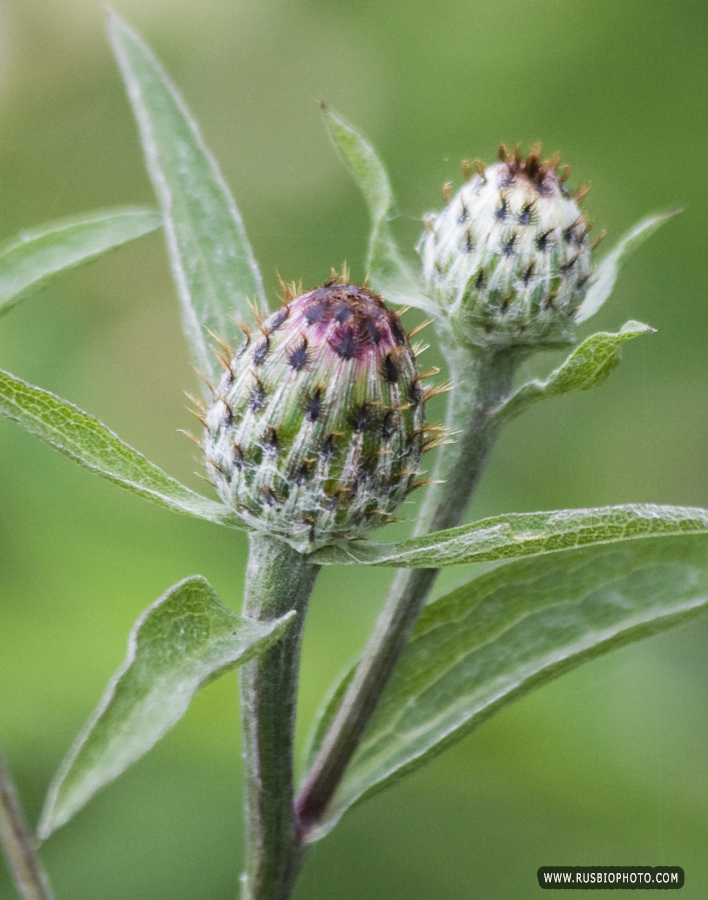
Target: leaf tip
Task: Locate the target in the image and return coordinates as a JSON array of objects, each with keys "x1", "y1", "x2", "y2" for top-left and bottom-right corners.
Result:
[
  {"x1": 104, "y1": 5, "x2": 126, "y2": 35},
  {"x1": 621, "y1": 319, "x2": 656, "y2": 335},
  {"x1": 105, "y1": 7, "x2": 135, "y2": 63}
]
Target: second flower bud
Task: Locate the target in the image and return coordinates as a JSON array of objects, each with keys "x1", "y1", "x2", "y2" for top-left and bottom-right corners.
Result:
[{"x1": 419, "y1": 144, "x2": 598, "y2": 350}]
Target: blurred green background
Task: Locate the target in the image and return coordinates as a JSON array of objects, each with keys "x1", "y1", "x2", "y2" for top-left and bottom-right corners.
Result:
[{"x1": 1, "y1": 0, "x2": 707, "y2": 897}]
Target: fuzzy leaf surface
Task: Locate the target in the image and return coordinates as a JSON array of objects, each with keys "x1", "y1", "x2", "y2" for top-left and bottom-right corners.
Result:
[
  {"x1": 322, "y1": 105, "x2": 437, "y2": 316},
  {"x1": 312, "y1": 503, "x2": 708, "y2": 567},
  {"x1": 306, "y1": 536, "x2": 708, "y2": 838},
  {"x1": 494, "y1": 320, "x2": 654, "y2": 422},
  {"x1": 0, "y1": 368, "x2": 240, "y2": 528},
  {"x1": 575, "y1": 211, "x2": 679, "y2": 323},
  {"x1": 109, "y1": 13, "x2": 265, "y2": 393},
  {"x1": 39, "y1": 576, "x2": 294, "y2": 836},
  {"x1": 0, "y1": 208, "x2": 161, "y2": 317}
]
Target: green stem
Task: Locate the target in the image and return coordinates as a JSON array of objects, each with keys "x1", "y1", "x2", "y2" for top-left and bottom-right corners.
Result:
[
  {"x1": 0, "y1": 751, "x2": 54, "y2": 900},
  {"x1": 295, "y1": 339, "x2": 523, "y2": 833},
  {"x1": 239, "y1": 533, "x2": 319, "y2": 900},
  {"x1": 418, "y1": 340, "x2": 522, "y2": 535}
]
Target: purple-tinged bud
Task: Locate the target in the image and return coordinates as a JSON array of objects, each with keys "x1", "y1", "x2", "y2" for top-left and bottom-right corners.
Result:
[
  {"x1": 419, "y1": 144, "x2": 597, "y2": 349},
  {"x1": 203, "y1": 282, "x2": 429, "y2": 551}
]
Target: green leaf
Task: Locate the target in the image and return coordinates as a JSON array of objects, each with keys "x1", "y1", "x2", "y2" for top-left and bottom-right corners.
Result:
[
  {"x1": 39, "y1": 576, "x2": 294, "y2": 837},
  {"x1": 0, "y1": 208, "x2": 161, "y2": 317},
  {"x1": 109, "y1": 13, "x2": 266, "y2": 394},
  {"x1": 321, "y1": 105, "x2": 437, "y2": 316},
  {"x1": 0, "y1": 367, "x2": 241, "y2": 528},
  {"x1": 494, "y1": 320, "x2": 654, "y2": 422},
  {"x1": 311, "y1": 503, "x2": 708, "y2": 568},
  {"x1": 306, "y1": 535, "x2": 708, "y2": 838},
  {"x1": 575, "y1": 210, "x2": 679, "y2": 324}
]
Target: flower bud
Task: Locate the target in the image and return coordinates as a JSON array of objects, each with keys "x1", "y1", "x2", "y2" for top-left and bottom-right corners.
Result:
[
  {"x1": 203, "y1": 281, "x2": 429, "y2": 551},
  {"x1": 419, "y1": 144, "x2": 596, "y2": 349}
]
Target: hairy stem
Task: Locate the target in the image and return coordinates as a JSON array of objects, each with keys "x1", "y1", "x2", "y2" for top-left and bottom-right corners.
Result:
[
  {"x1": 239, "y1": 533, "x2": 319, "y2": 900},
  {"x1": 296, "y1": 339, "x2": 523, "y2": 833},
  {"x1": 0, "y1": 751, "x2": 54, "y2": 900}
]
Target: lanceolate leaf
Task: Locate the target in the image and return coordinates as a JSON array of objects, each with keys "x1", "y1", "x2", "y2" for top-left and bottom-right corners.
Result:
[
  {"x1": 311, "y1": 503, "x2": 708, "y2": 568},
  {"x1": 493, "y1": 320, "x2": 654, "y2": 422},
  {"x1": 321, "y1": 105, "x2": 438, "y2": 317},
  {"x1": 575, "y1": 210, "x2": 679, "y2": 324},
  {"x1": 109, "y1": 13, "x2": 266, "y2": 394},
  {"x1": 305, "y1": 535, "x2": 708, "y2": 839},
  {"x1": 0, "y1": 368, "x2": 240, "y2": 528},
  {"x1": 39, "y1": 576, "x2": 295, "y2": 836},
  {"x1": 0, "y1": 208, "x2": 161, "y2": 317}
]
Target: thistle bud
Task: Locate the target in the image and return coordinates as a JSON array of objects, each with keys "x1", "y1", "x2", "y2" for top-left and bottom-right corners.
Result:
[
  {"x1": 419, "y1": 144, "x2": 596, "y2": 349},
  {"x1": 203, "y1": 282, "x2": 428, "y2": 551}
]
